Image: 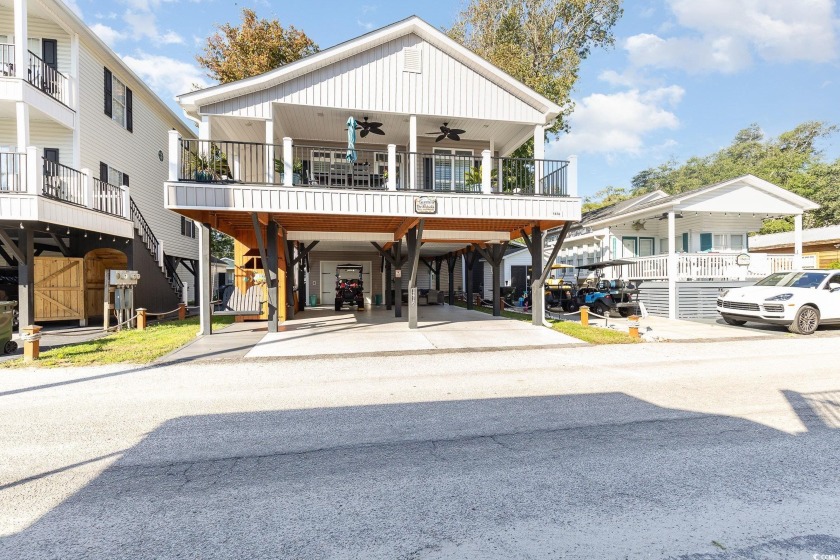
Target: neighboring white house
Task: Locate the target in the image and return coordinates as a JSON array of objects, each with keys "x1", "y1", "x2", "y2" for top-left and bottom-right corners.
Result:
[
  {"x1": 0, "y1": 0, "x2": 197, "y2": 330},
  {"x1": 546, "y1": 175, "x2": 819, "y2": 319}
]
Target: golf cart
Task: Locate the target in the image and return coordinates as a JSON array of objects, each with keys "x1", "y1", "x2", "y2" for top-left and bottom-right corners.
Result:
[
  {"x1": 334, "y1": 264, "x2": 366, "y2": 311},
  {"x1": 573, "y1": 259, "x2": 640, "y2": 317},
  {"x1": 544, "y1": 264, "x2": 578, "y2": 311}
]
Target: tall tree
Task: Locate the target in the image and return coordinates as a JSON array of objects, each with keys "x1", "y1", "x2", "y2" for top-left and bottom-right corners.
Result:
[
  {"x1": 448, "y1": 0, "x2": 623, "y2": 139},
  {"x1": 627, "y1": 121, "x2": 840, "y2": 231},
  {"x1": 197, "y1": 9, "x2": 319, "y2": 84}
]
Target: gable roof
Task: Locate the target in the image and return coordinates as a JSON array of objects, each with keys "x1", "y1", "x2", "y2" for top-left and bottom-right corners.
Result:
[
  {"x1": 177, "y1": 16, "x2": 563, "y2": 124},
  {"x1": 581, "y1": 175, "x2": 819, "y2": 228}
]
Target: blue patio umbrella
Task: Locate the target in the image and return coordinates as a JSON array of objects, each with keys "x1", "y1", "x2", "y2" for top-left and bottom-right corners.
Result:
[{"x1": 346, "y1": 116, "x2": 358, "y2": 163}]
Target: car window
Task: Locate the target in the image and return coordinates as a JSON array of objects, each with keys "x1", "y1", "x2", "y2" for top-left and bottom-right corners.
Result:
[
  {"x1": 827, "y1": 274, "x2": 840, "y2": 290},
  {"x1": 756, "y1": 272, "x2": 829, "y2": 288}
]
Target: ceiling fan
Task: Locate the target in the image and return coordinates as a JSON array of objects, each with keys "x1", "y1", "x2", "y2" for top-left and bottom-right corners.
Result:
[
  {"x1": 426, "y1": 122, "x2": 465, "y2": 142},
  {"x1": 356, "y1": 117, "x2": 384, "y2": 137}
]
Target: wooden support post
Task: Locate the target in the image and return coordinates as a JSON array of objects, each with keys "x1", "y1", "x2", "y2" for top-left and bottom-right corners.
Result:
[
  {"x1": 394, "y1": 240, "x2": 403, "y2": 318},
  {"x1": 22, "y1": 325, "x2": 42, "y2": 362},
  {"x1": 137, "y1": 308, "x2": 147, "y2": 330},
  {"x1": 178, "y1": 303, "x2": 186, "y2": 320},
  {"x1": 197, "y1": 221, "x2": 212, "y2": 336},
  {"x1": 406, "y1": 220, "x2": 424, "y2": 329},
  {"x1": 465, "y1": 248, "x2": 478, "y2": 310},
  {"x1": 385, "y1": 261, "x2": 393, "y2": 310},
  {"x1": 580, "y1": 305, "x2": 589, "y2": 327}
]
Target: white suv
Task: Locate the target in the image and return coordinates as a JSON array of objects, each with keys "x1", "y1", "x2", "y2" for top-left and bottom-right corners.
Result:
[{"x1": 717, "y1": 270, "x2": 840, "y2": 334}]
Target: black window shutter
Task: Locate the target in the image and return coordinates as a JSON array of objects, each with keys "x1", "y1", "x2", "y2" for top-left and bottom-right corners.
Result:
[
  {"x1": 100, "y1": 162, "x2": 108, "y2": 182},
  {"x1": 42, "y1": 40, "x2": 57, "y2": 69},
  {"x1": 104, "y1": 68, "x2": 112, "y2": 117},
  {"x1": 181, "y1": 216, "x2": 186, "y2": 236},
  {"x1": 126, "y1": 87, "x2": 133, "y2": 132},
  {"x1": 122, "y1": 173, "x2": 129, "y2": 187}
]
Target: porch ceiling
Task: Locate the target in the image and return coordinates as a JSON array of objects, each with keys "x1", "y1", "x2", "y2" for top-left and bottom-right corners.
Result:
[{"x1": 212, "y1": 104, "x2": 533, "y2": 151}]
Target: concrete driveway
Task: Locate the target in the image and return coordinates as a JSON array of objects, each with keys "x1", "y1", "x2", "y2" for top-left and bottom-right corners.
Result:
[{"x1": 245, "y1": 305, "x2": 581, "y2": 358}]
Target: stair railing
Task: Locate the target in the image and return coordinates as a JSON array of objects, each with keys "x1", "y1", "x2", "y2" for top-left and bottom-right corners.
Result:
[{"x1": 129, "y1": 198, "x2": 160, "y2": 264}]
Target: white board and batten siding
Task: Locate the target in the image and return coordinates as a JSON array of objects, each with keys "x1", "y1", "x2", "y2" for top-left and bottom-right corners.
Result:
[
  {"x1": 77, "y1": 44, "x2": 196, "y2": 261},
  {"x1": 201, "y1": 34, "x2": 544, "y2": 125}
]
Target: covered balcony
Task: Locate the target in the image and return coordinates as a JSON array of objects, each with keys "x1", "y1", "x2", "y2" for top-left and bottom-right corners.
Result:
[
  {"x1": 0, "y1": 147, "x2": 132, "y2": 238},
  {"x1": 605, "y1": 252, "x2": 819, "y2": 282}
]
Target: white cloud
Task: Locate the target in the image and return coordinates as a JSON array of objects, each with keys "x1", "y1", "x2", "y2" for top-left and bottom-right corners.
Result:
[
  {"x1": 123, "y1": 10, "x2": 184, "y2": 44},
  {"x1": 357, "y1": 19, "x2": 374, "y2": 31},
  {"x1": 90, "y1": 23, "x2": 127, "y2": 48},
  {"x1": 549, "y1": 86, "x2": 684, "y2": 157},
  {"x1": 121, "y1": 52, "x2": 210, "y2": 100},
  {"x1": 625, "y1": 0, "x2": 838, "y2": 74}
]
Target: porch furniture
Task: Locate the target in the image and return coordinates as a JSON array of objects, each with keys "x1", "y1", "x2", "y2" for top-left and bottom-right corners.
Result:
[{"x1": 212, "y1": 285, "x2": 264, "y2": 316}]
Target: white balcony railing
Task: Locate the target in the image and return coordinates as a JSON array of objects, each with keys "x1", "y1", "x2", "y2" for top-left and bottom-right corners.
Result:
[{"x1": 602, "y1": 253, "x2": 818, "y2": 281}]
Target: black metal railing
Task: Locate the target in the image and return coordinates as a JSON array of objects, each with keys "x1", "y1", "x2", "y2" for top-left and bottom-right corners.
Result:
[
  {"x1": 492, "y1": 157, "x2": 568, "y2": 196},
  {"x1": 178, "y1": 139, "x2": 569, "y2": 196},
  {"x1": 290, "y1": 145, "x2": 386, "y2": 189},
  {"x1": 0, "y1": 44, "x2": 14, "y2": 77},
  {"x1": 163, "y1": 256, "x2": 185, "y2": 292},
  {"x1": 42, "y1": 158, "x2": 84, "y2": 205},
  {"x1": 397, "y1": 151, "x2": 483, "y2": 193},
  {"x1": 27, "y1": 50, "x2": 68, "y2": 105},
  {"x1": 130, "y1": 198, "x2": 161, "y2": 264},
  {"x1": 93, "y1": 178, "x2": 123, "y2": 217},
  {"x1": 0, "y1": 152, "x2": 26, "y2": 192}
]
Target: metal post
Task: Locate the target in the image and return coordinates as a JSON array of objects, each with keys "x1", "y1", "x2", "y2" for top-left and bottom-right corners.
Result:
[
  {"x1": 667, "y1": 210, "x2": 677, "y2": 320},
  {"x1": 491, "y1": 247, "x2": 502, "y2": 317},
  {"x1": 394, "y1": 241, "x2": 402, "y2": 318},
  {"x1": 385, "y1": 261, "x2": 393, "y2": 310},
  {"x1": 265, "y1": 222, "x2": 280, "y2": 330},
  {"x1": 530, "y1": 226, "x2": 544, "y2": 326},
  {"x1": 465, "y1": 250, "x2": 474, "y2": 310},
  {"x1": 407, "y1": 222, "x2": 424, "y2": 329},
  {"x1": 197, "y1": 221, "x2": 212, "y2": 335},
  {"x1": 16, "y1": 228, "x2": 34, "y2": 337},
  {"x1": 447, "y1": 254, "x2": 456, "y2": 305}
]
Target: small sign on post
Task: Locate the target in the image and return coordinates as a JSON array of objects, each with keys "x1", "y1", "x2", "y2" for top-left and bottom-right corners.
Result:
[{"x1": 395, "y1": 269, "x2": 402, "y2": 279}]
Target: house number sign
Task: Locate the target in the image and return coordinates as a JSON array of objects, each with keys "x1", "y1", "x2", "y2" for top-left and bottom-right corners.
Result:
[{"x1": 415, "y1": 196, "x2": 438, "y2": 214}]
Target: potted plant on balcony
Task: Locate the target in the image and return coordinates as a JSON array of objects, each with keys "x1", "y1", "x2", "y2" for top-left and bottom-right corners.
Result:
[
  {"x1": 273, "y1": 158, "x2": 302, "y2": 185},
  {"x1": 463, "y1": 165, "x2": 497, "y2": 193},
  {"x1": 190, "y1": 144, "x2": 230, "y2": 182}
]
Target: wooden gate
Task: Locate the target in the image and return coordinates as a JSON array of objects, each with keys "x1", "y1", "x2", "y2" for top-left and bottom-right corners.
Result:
[
  {"x1": 34, "y1": 257, "x2": 85, "y2": 322},
  {"x1": 84, "y1": 249, "x2": 128, "y2": 318}
]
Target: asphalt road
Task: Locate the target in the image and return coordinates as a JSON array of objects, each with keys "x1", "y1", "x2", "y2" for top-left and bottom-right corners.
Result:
[{"x1": 1, "y1": 337, "x2": 839, "y2": 559}]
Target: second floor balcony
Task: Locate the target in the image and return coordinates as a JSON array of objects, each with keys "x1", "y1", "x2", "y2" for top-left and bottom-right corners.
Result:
[
  {"x1": 0, "y1": 44, "x2": 70, "y2": 107},
  {"x1": 175, "y1": 138, "x2": 571, "y2": 197}
]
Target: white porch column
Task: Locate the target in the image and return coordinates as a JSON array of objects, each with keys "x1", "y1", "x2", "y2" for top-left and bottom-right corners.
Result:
[
  {"x1": 265, "y1": 119, "x2": 275, "y2": 184},
  {"x1": 81, "y1": 168, "x2": 93, "y2": 208},
  {"x1": 282, "y1": 137, "x2": 293, "y2": 187},
  {"x1": 121, "y1": 185, "x2": 131, "y2": 220},
  {"x1": 13, "y1": 0, "x2": 26, "y2": 80},
  {"x1": 196, "y1": 221, "x2": 212, "y2": 336},
  {"x1": 198, "y1": 116, "x2": 211, "y2": 161},
  {"x1": 16, "y1": 102, "x2": 29, "y2": 153},
  {"x1": 567, "y1": 154, "x2": 578, "y2": 198},
  {"x1": 409, "y1": 115, "x2": 417, "y2": 190},
  {"x1": 794, "y1": 214, "x2": 803, "y2": 269},
  {"x1": 667, "y1": 210, "x2": 677, "y2": 319},
  {"x1": 168, "y1": 129, "x2": 180, "y2": 181},
  {"x1": 481, "y1": 149, "x2": 492, "y2": 194},
  {"x1": 533, "y1": 124, "x2": 544, "y2": 195},
  {"x1": 387, "y1": 143, "x2": 396, "y2": 191},
  {"x1": 25, "y1": 146, "x2": 40, "y2": 195}
]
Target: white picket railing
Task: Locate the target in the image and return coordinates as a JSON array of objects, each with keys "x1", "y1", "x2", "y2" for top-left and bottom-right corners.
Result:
[{"x1": 606, "y1": 253, "x2": 817, "y2": 281}]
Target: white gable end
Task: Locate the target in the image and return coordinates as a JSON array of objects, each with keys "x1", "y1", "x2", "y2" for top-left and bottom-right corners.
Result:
[
  {"x1": 681, "y1": 184, "x2": 804, "y2": 215},
  {"x1": 201, "y1": 34, "x2": 544, "y2": 123}
]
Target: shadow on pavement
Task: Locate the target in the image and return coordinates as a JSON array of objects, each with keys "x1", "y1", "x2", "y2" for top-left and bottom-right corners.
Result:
[{"x1": 1, "y1": 391, "x2": 839, "y2": 559}]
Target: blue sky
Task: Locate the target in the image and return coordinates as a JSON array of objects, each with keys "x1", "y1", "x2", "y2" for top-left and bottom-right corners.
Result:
[{"x1": 66, "y1": 0, "x2": 840, "y2": 198}]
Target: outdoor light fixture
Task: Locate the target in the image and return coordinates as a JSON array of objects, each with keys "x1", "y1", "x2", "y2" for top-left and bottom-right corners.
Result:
[
  {"x1": 46, "y1": 224, "x2": 50, "y2": 231},
  {"x1": 99, "y1": 234, "x2": 102, "y2": 241},
  {"x1": 19, "y1": 223, "x2": 23, "y2": 229},
  {"x1": 66, "y1": 228, "x2": 70, "y2": 234},
  {"x1": 84, "y1": 231, "x2": 88, "y2": 238}
]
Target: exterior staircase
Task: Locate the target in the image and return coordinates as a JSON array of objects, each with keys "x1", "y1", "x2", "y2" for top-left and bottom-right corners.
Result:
[{"x1": 129, "y1": 198, "x2": 184, "y2": 299}]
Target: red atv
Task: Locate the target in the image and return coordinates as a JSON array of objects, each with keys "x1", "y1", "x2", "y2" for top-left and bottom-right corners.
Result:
[{"x1": 334, "y1": 264, "x2": 366, "y2": 311}]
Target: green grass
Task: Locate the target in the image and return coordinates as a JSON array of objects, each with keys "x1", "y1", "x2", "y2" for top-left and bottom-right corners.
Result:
[
  {"x1": 1, "y1": 316, "x2": 234, "y2": 369},
  {"x1": 452, "y1": 299, "x2": 641, "y2": 345},
  {"x1": 550, "y1": 320, "x2": 641, "y2": 345}
]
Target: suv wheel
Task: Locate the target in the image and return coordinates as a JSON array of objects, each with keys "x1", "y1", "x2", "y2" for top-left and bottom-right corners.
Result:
[
  {"x1": 722, "y1": 315, "x2": 746, "y2": 326},
  {"x1": 788, "y1": 305, "x2": 820, "y2": 335}
]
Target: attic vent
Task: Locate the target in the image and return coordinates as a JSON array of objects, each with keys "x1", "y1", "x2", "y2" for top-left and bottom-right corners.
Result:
[{"x1": 402, "y1": 47, "x2": 421, "y2": 73}]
